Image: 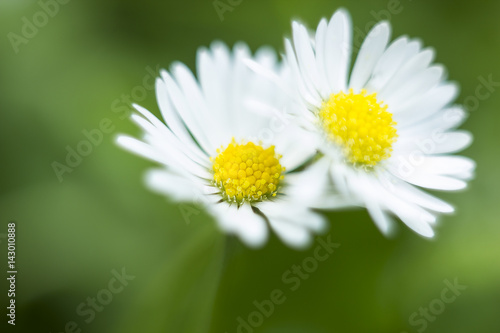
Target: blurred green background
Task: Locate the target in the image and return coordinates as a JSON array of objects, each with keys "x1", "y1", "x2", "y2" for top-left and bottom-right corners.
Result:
[{"x1": 1, "y1": 0, "x2": 499, "y2": 332}]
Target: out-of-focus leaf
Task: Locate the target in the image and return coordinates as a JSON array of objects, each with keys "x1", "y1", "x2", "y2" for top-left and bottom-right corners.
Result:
[{"x1": 116, "y1": 218, "x2": 225, "y2": 333}]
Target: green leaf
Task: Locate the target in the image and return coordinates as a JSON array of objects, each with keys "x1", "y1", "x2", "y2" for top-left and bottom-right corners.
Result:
[{"x1": 116, "y1": 219, "x2": 225, "y2": 333}]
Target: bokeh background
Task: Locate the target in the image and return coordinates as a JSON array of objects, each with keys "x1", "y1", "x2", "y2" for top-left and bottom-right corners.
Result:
[{"x1": 1, "y1": 0, "x2": 499, "y2": 332}]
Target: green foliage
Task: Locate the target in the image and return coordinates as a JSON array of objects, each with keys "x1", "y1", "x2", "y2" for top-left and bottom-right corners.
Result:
[{"x1": 1, "y1": 0, "x2": 499, "y2": 332}]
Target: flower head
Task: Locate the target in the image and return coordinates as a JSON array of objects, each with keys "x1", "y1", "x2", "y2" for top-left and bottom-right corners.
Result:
[
  {"x1": 117, "y1": 42, "x2": 326, "y2": 248},
  {"x1": 283, "y1": 9, "x2": 475, "y2": 237}
]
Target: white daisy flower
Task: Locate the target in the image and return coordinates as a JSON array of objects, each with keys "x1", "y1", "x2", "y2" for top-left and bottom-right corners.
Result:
[
  {"x1": 281, "y1": 9, "x2": 475, "y2": 237},
  {"x1": 117, "y1": 42, "x2": 326, "y2": 249}
]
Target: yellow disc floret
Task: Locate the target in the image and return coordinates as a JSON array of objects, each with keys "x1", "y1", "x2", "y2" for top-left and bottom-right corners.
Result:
[
  {"x1": 318, "y1": 89, "x2": 398, "y2": 167},
  {"x1": 211, "y1": 139, "x2": 285, "y2": 205}
]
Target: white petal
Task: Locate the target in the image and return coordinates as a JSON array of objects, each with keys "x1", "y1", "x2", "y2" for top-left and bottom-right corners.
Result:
[
  {"x1": 383, "y1": 65, "x2": 445, "y2": 109},
  {"x1": 395, "y1": 130, "x2": 472, "y2": 156},
  {"x1": 349, "y1": 21, "x2": 391, "y2": 92},
  {"x1": 258, "y1": 200, "x2": 327, "y2": 233},
  {"x1": 268, "y1": 217, "x2": 312, "y2": 249},
  {"x1": 378, "y1": 48, "x2": 435, "y2": 100},
  {"x1": 145, "y1": 134, "x2": 212, "y2": 179},
  {"x1": 155, "y1": 78, "x2": 192, "y2": 146},
  {"x1": 276, "y1": 128, "x2": 318, "y2": 171},
  {"x1": 116, "y1": 135, "x2": 170, "y2": 165},
  {"x1": 366, "y1": 201, "x2": 395, "y2": 236},
  {"x1": 144, "y1": 169, "x2": 200, "y2": 202},
  {"x1": 284, "y1": 157, "x2": 331, "y2": 203},
  {"x1": 232, "y1": 43, "x2": 272, "y2": 137},
  {"x1": 155, "y1": 78, "x2": 211, "y2": 163},
  {"x1": 418, "y1": 155, "x2": 476, "y2": 177},
  {"x1": 211, "y1": 204, "x2": 268, "y2": 248},
  {"x1": 310, "y1": 193, "x2": 359, "y2": 210},
  {"x1": 229, "y1": 42, "x2": 252, "y2": 134},
  {"x1": 388, "y1": 165, "x2": 468, "y2": 191},
  {"x1": 330, "y1": 161, "x2": 351, "y2": 196},
  {"x1": 169, "y1": 63, "x2": 217, "y2": 152},
  {"x1": 293, "y1": 21, "x2": 322, "y2": 97},
  {"x1": 285, "y1": 37, "x2": 321, "y2": 106},
  {"x1": 255, "y1": 46, "x2": 278, "y2": 66},
  {"x1": 132, "y1": 103, "x2": 167, "y2": 130},
  {"x1": 243, "y1": 58, "x2": 294, "y2": 98},
  {"x1": 365, "y1": 36, "x2": 415, "y2": 92},
  {"x1": 349, "y1": 172, "x2": 436, "y2": 237},
  {"x1": 234, "y1": 205, "x2": 269, "y2": 248},
  {"x1": 387, "y1": 179, "x2": 455, "y2": 213},
  {"x1": 350, "y1": 172, "x2": 394, "y2": 235},
  {"x1": 131, "y1": 111, "x2": 209, "y2": 167},
  {"x1": 129, "y1": 114, "x2": 210, "y2": 174},
  {"x1": 196, "y1": 46, "x2": 232, "y2": 145},
  {"x1": 392, "y1": 206, "x2": 436, "y2": 238},
  {"x1": 377, "y1": 185, "x2": 436, "y2": 237},
  {"x1": 394, "y1": 83, "x2": 459, "y2": 125},
  {"x1": 325, "y1": 9, "x2": 352, "y2": 92},
  {"x1": 431, "y1": 131, "x2": 473, "y2": 154},
  {"x1": 314, "y1": 18, "x2": 331, "y2": 98},
  {"x1": 452, "y1": 170, "x2": 474, "y2": 180},
  {"x1": 160, "y1": 71, "x2": 215, "y2": 159},
  {"x1": 399, "y1": 106, "x2": 468, "y2": 135}
]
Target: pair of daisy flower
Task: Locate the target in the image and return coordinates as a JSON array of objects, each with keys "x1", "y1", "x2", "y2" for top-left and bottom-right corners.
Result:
[{"x1": 117, "y1": 9, "x2": 474, "y2": 249}]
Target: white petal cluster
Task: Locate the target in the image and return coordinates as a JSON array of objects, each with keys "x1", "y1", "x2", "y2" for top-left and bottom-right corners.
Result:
[{"x1": 118, "y1": 9, "x2": 475, "y2": 247}]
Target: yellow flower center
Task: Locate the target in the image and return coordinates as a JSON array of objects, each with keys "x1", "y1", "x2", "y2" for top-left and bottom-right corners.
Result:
[
  {"x1": 318, "y1": 89, "x2": 398, "y2": 167},
  {"x1": 211, "y1": 139, "x2": 285, "y2": 204}
]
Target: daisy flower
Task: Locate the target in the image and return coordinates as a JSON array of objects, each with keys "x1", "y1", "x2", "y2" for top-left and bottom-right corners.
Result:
[
  {"x1": 117, "y1": 42, "x2": 326, "y2": 248},
  {"x1": 281, "y1": 9, "x2": 475, "y2": 237}
]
